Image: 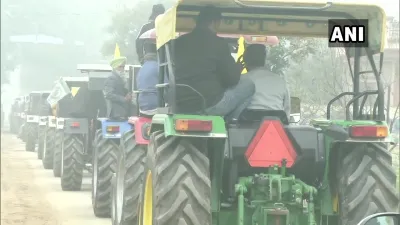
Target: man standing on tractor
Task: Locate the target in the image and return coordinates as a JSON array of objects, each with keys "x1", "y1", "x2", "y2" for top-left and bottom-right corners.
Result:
[
  {"x1": 135, "y1": 4, "x2": 165, "y2": 64},
  {"x1": 137, "y1": 42, "x2": 159, "y2": 115},
  {"x1": 174, "y1": 5, "x2": 255, "y2": 118},
  {"x1": 103, "y1": 56, "x2": 132, "y2": 118},
  {"x1": 242, "y1": 44, "x2": 291, "y2": 119}
]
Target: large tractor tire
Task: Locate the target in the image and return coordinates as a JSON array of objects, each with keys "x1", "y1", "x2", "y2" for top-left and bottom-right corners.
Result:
[
  {"x1": 37, "y1": 126, "x2": 46, "y2": 159},
  {"x1": 52, "y1": 130, "x2": 63, "y2": 177},
  {"x1": 139, "y1": 131, "x2": 212, "y2": 225},
  {"x1": 61, "y1": 133, "x2": 85, "y2": 191},
  {"x1": 112, "y1": 130, "x2": 146, "y2": 225},
  {"x1": 336, "y1": 143, "x2": 399, "y2": 225},
  {"x1": 92, "y1": 129, "x2": 118, "y2": 218},
  {"x1": 25, "y1": 123, "x2": 37, "y2": 152},
  {"x1": 42, "y1": 127, "x2": 55, "y2": 169}
]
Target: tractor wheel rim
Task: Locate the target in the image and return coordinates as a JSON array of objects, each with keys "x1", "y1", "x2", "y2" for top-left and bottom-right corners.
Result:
[
  {"x1": 115, "y1": 157, "x2": 125, "y2": 223},
  {"x1": 143, "y1": 171, "x2": 152, "y2": 225}
]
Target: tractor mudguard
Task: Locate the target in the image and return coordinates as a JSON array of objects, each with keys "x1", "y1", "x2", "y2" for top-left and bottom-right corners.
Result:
[
  {"x1": 150, "y1": 114, "x2": 227, "y2": 138},
  {"x1": 56, "y1": 117, "x2": 65, "y2": 130},
  {"x1": 128, "y1": 116, "x2": 152, "y2": 145},
  {"x1": 63, "y1": 118, "x2": 89, "y2": 134},
  {"x1": 39, "y1": 116, "x2": 47, "y2": 126},
  {"x1": 47, "y1": 116, "x2": 57, "y2": 128},
  {"x1": 26, "y1": 115, "x2": 39, "y2": 123},
  {"x1": 98, "y1": 118, "x2": 132, "y2": 139}
]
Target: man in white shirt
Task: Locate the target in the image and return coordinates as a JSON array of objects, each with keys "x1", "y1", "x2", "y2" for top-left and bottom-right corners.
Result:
[{"x1": 243, "y1": 44, "x2": 291, "y2": 120}]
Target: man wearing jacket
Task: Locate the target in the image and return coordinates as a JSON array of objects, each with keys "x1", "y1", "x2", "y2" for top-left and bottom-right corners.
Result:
[
  {"x1": 103, "y1": 56, "x2": 132, "y2": 118},
  {"x1": 174, "y1": 6, "x2": 255, "y2": 118},
  {"x1": 135, "y1": 4, "x2": 165, "y2": 64}
]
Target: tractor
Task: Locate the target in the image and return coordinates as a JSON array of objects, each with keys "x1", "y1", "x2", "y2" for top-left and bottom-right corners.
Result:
[
  {"x1": 111, "y1": 27, "x2": 300, "y2": 225},
  {"x1": 43, "y1": 76, "x2": 89, "y2": 176},
  {"x1": 23, "y1": 91, "x2": 50, "y2": 152},
  {"x1": 37, "y1": 92, "x2": 53, "y2": 160},
  {"x1": 57, "y1": 64, "x2": 140, "y2": 218},
  {"x1": 122, "y1": 1, "x2": 400, "y2": 225},
  {"x1": 9, "y1": 97, "x2": 22, "y2": 134},
  {"x1": 17, "y1": 95, "x2": 29, "y2": 141}
]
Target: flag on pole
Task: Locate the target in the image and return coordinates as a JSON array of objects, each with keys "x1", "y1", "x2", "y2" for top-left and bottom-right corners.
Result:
[
  {"x1": 236, "y1": 37, "x2": 247, "y2": 74},
  {"x1": 114, "y1": 43, "x2": 121, "y2": 59}
]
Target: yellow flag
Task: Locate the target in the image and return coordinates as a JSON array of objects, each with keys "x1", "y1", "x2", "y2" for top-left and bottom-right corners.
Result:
[
  {"x1": 71, "y1": 87, "x2": 80, "y2": 97},
  {"x1": 114, "y1": 43, "x2": 121, "y2": 59},
  {"x1": 237, "y1": 37, "x2": 247, "y2": 74}
]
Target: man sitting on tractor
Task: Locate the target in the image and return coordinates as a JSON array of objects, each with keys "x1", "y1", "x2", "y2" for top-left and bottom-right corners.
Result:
[
  {"x1": 243, "y1": 44, "x2": 291, "y2": 119},
  {"x1": 174, "y1": 6, "x2": 255, "y2": 118},
  {"x1": 137, "y1": 42, "x2": 159, "y2": 115},
  {"x1": 103, "y1": 56, "x2": 132, "y2": 118}
]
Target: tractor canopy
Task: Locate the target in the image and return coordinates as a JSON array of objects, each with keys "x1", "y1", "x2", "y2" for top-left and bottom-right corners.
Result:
[
  {"x1": 25, "y1": 91, "x2": 45, "y2": 115},
  {"x1": 155, "y1": 0, "x2": 386, "y2": 56}
]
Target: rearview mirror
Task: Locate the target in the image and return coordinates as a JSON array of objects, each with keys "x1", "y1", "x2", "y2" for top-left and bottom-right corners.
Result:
[
  {"x1": 356, "y1": 212, "x2": 399, "y2": 225},
  {"x1": 290, "y1": 97, "x2": 301, "y2": 123},
  {"x1": 290, "y1": 97, "x2": 301, "y2": 114}
]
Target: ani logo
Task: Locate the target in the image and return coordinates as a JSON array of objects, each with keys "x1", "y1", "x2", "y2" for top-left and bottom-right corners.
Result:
[{"x1": 328, "y1": 19, "x2": 368, "y2": 48}]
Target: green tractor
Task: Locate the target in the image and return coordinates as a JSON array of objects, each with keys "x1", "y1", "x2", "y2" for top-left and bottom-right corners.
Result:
[
  {"x1": 127, "y1": 1, "x2": 400, "y2": 225},
  {"x1": 37, "y1": 92, "x2": 53, "y2": 159}
]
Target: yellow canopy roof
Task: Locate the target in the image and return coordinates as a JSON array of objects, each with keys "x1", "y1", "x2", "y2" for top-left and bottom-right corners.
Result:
[{"x1": 155, "y1": 0, "x2": 386, "y2": 54}]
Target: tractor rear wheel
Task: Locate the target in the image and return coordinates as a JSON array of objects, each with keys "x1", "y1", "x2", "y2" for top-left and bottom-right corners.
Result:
[
  {"x1": 38, "y1": 126, "x2": 46, "y2": 159},
  {"x1": 42, "y1": 127, "x2": 55, "y2": 169},
  {"x1": 337, "y1": 143, "x2": 399, "y2": 225},
  {"x1": 112, "y1": 129, "x2": 146, "y2": 225},
  {"x1": 92, "y1": 129, "x2": 118, "y2": 218},
  {"x1": 25, "y1": 123, "x2": 37, "y2": 152},
  {"x1": 61, "y1": 133, "x2": 85, "y2": 191},
  {"x1": 52, "y1": 130, "x2": 63, "y2": 177},
  {"x1": 139, "y1": 131, "x2": 211, "y2": 225}
]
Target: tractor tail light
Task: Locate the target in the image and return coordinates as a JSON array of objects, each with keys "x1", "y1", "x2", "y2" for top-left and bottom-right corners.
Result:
[
  {"x1": 349, "y1": 125, "x2": 388, "y2": 138},
  {"x1": 245, "y1": 120, "x2": 297, "y2": 168},
  {"x1": 71, "y1": 122, "x2": 80, "y2": 128},
  {"x1": 174, "y1": 119, "x2": 212, "y2": 132},
  {"x1": 107, "y1": 126, "x2": 120, "y2": 133}
]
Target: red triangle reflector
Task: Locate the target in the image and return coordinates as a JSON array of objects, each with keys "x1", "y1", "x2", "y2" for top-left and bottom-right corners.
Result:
[{"x1": 245, "y1": 120, "x2": 297, "y2": 168}]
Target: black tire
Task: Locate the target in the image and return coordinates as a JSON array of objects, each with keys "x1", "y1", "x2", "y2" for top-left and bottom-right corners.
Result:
[
  {"x1": 61, "y1": 133, "x2": 85, "y2": 191},
  {"x1": 25, "y1": 123, "x2": 37, "y2": 152},
  {"x1": 42, "y1": 126, "x2": 55, "y2": 169},
  {"x1": 52, "y1": 130, "x2": 63, "y2": 177},
  {"x1": 139, "y1": 131, "x2": 211, "y2": 225},
  {"x1": 112, "y1": 130, "x2": 146, "y2": 225},
  {"x1": 92, "y1": 129, "x2": 118, "y2": 218},
  {"x1": 37, "y1": 126, "x2": 46, "y2": 159},
  {"x1": 337, "y1": 143, "x2": 400, "y2": 225}
]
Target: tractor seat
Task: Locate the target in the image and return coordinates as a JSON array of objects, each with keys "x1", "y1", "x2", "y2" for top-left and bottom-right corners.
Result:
[{"x1": 230, "y1": 109, "x2": 289, "y2": 125}]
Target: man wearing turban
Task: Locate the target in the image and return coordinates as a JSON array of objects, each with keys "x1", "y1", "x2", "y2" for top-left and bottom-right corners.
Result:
[{"x1": 103, "y1": 56, "x2": 132, "y2": 118}]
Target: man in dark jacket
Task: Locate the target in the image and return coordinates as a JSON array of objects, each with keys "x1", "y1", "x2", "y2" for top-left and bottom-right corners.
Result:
[
  {"x1": 135, "y1": 4, "x2": 165, "y2": 64},
  {"x1": 103, "y1": 56, "x2": 132, "y2": 118},
  {"x1": 174, "y1": 6, "x2": 255, "y2": 118}
]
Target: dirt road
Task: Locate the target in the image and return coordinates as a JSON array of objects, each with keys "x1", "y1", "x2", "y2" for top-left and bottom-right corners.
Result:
[{"x1": 1, "y1": 132, "x2": 110, "y2": 225}]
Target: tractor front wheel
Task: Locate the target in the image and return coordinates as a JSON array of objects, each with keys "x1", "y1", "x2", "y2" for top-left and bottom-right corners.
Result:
[
  {"x1": 336, "y1": 143, "x2": 399, "y2": 225},
  {"x1": 92, "y1": 129, "x2": 118, "y2": 218},
  {"x1": 42, "y1": 127, "x2": 55, "y2": 169},
  {"x1": 52, "y1": 130, "x2": 63, "y2": 177},
  {"x1": 25, "y1": 123, "x2": 37, "y2": 152},
  {"x1": 60, "y1": 133, "x2": 85, "y2": 191},
  {"x1": 139, "y1": 131, "x2": 211, "y2": 225},
  {"x1": 112, "y1": 129, "x2": 146, "y2": 225}
]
